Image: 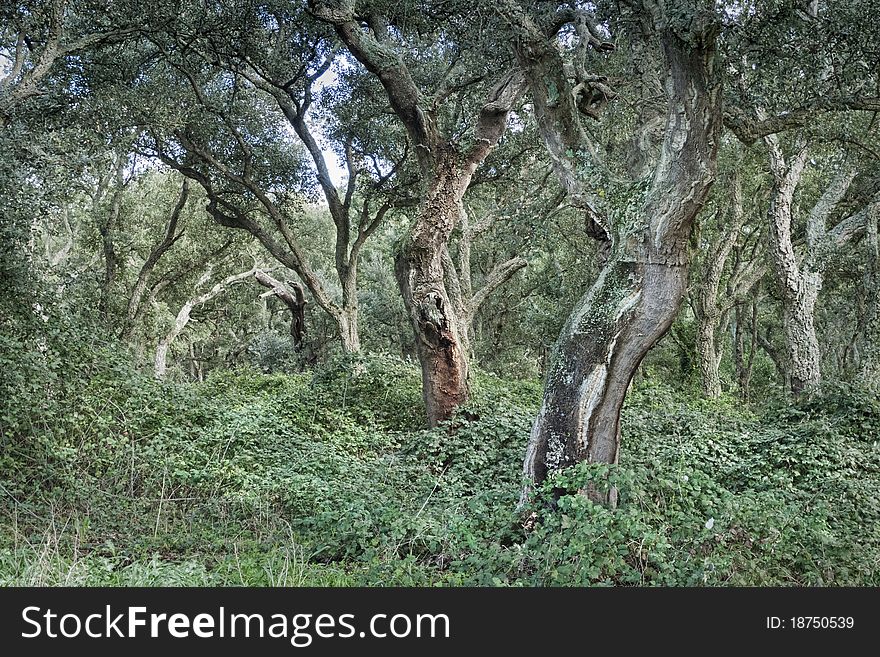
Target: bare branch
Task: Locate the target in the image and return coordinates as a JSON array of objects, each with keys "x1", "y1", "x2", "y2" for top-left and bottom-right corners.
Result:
[{"x1": 469, "y1": 256, "x2": 528, "y2": 316}]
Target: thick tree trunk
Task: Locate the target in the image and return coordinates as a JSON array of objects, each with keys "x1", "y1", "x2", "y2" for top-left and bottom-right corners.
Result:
[
  {"x1": 520, "y1": 22, "x2": 722, "y2": 505},
  {"x1": 310, "y1": 4, "x2": 524, "y2": 425},
  {"x1": 337, "y1": 309, "x2": 360, "y2": 354},
  {"x1": 338, "y1": 265, "x2": 361, "y2": 353},
  {"x1": 396, "y1": 162, "x2": 470, "y2": 427},
  {"x1": 765, "y1": 144, "x2": 820, "y2": 395},
  {"x1": 696, "y1": 307, "x2": 722, "y2": 398},
  {"x1": 524, "y1": 258, "x2": 689, "y2": 505},
  {"x1": 780, "y1": 273, "x2": 822, "y2": 394},
  {"x1": 763, "y1": 141, "x2": 862, "y2": 395}
]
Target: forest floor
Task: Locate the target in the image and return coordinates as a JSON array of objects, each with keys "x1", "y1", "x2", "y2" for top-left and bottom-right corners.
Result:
[{"x1": 1, "y1": 353, "x2": 878, "y2": 586}]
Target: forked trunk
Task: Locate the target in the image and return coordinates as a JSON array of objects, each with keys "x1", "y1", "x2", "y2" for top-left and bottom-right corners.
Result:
[{"x1": 521, "y1": 24, "x2": 721, "y2": 505}]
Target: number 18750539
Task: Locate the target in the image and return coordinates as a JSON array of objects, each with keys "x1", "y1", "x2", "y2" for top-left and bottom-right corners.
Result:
[{"x1": 766, "y1": 616, "x2": 854, "y2": 630}]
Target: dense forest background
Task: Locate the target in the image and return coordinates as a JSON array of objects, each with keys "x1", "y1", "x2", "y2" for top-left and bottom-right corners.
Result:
[{"x1": 2, "y1": 0, "x2": 879, "y2": 586}]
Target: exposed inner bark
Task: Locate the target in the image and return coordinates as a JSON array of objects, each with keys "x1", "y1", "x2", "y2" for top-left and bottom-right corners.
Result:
[
  {"x1": 395, "y1": 150, "x2": 473, "y2": 427},
  {"x1": 512, "y1": 11, "x2": 722, "y2": 506},
  {"x1": 311, "y1": 2, "x2": 525, "y2": 425},
  {"x1": 524, "y1": 260, "x2": 689, "y2": 505}
]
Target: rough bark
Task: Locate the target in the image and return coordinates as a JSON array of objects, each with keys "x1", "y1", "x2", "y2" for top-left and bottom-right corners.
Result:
[
  {"x1": 394, "y1": 153, "x2": 474, "y2": 427},
  {"x1": 696, "y1": 307, "x2": 723, "y2": 397},
  {"x1": 312, "y1": 1, "x2": 525, "y2": 425},
  {"x1": 514, "y1": 7, "x2": 722, "y2": 505},
  {"x1": 763, "y1": 136, "x2": 870, "y2": 395}
]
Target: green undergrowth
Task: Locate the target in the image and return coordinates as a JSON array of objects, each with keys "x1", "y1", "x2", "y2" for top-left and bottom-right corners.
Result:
[{"x1": 1, "y1": 341, "x2": 878, "y2": 586}]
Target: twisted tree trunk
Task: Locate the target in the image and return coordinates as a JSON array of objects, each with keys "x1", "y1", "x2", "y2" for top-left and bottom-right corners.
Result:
[
  {"x1": 312, "y1": 2, "x2": 525, "y2": 425},
  {"x1": 515, "y1": 14, "x2": 722, "y2": 505}
]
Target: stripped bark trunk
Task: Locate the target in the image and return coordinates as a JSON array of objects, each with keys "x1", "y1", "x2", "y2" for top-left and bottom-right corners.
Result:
[
  {"x1": 515, "y1": 14, "x2": 722, "y2": 505},
  {"x1": 395, "y1": 156, "x2": 473, "y2": 426},
  {"x1": 311, "y1": 2, "x2": 525, "y2": 425},
  {"x1": 525, "y1": 260, "x2": 691, "y2": 505}
]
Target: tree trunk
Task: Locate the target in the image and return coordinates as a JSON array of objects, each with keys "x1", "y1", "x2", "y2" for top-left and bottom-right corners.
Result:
[
  {"x1": 121, "y1": 179, "x2": 188, "y2": 339},
  {"x1": 733, "y1": 300, "x2": 758, "y2": 401},
  {"x1": 763, "y1": 141, "x2": 862, "y2": 395},
  {"x1": 337, "y1": 309, "x2": 360, "y2": 354},
  {"x1": 757, "y1": 328, "x2": 790, "y2": 390},
  {"x1": 310, "y1": 5, "x2": 524, "y2": 425},
  {"x1": 254, "y1": 269, "x2": 308, "y2": 351},
  {"x1": 338, "y1": 266, "x2": 361, "y2": 354},
  {"x1": 856, "y1": 214, "x2": 880, "y2": 386},
  {"x1": 524, "y1": 258, "x2": 689, "y2": 505},
  {"x1": 696, "y1": 305, "x2": 722, "y2": 398},
  {"x1": 395, "y1": 160, "x2": 470, "y2": 427},
  {"x1": 764, "y1": 143, "x2": 819, "y2": 395},
  {"x1": 520, "y1": 23, "x2": 722, "y2": 505},
  {"x1": 780, "y1": 273, "x2": 822, "y2": 394},
  {"x1": 692, "y1": 170, "x2": 745, "y2": 399}
]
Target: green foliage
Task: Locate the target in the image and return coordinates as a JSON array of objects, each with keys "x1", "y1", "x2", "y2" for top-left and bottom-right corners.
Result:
[{"x1": 2, "y1": 335, "x2": 878, "y2": 586}]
